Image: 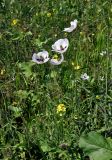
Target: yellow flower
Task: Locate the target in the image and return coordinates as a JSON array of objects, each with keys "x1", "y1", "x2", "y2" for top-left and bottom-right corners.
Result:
[
  {"x1": 74, "y1": 65, "x2": 80, "y2": 70},
  {"x1": 1, "y1": 69, "x2": 5, "y2": 75},
  {"x1": 96, "y1": 95, "x2": 100, "y2": 100},
  {"x1": 57, "y1": 104, "x2": 66, "y2": 114},
  {"x1": 64, "y1": 32, "x2": 68, "y2": 36},
  {"x1": 80, "y1": 32, "x2": 84, "y2": 36},
  {"x1": 72, "y1": 62, "x2": 80, "y2": 70},
  {"x1": 47, "y1": 12, "x2": 51, "y2": 17},
  {"x1": 11, "y1": 19, "x2": 18, "y2": 26}
]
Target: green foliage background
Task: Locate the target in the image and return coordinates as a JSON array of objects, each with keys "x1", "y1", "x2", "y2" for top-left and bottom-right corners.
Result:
[{"x1": 0, "y1": 0, "x2": 112, "y2": 159}]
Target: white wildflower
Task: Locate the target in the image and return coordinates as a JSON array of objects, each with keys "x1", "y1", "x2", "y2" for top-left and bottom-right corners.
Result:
[
  {"x1": 52, "y1": 38, "x2": 69, "y2": 54},
  {"x1": 63, "y1": 19, "x2": 78, "y2": 32},
  {"x1": 81, "y1": 73, "x2": 89, "y2": 80},
  {"x1": 32, "y1": 51, "x2": 49, "y2": 64}
]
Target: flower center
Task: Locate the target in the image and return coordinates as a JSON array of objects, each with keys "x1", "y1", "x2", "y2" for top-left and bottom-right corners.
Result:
[
  {"x1": 36, "y1": 56, "x2": 44, "y2": 62},
  {"x1": 60, "y1": 45, "x2": 66, "y2": 51}
]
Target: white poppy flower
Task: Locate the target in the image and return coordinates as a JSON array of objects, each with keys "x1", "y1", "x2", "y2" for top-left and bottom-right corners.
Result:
[
  {"x1": 81, "y1": 73, "x2": 89, "y2": 80},
  {"x1": 52, "y1": 38, "x2": 69, "y2": 54},
  {"x1": 63, "y1": 19, "x2": 78, "y2": 32},
  {"x1": 50, "y1": 53, "x2": 64, "y2": 65},
  {"x1": 32, "y1": 51, "x2": 49, "y2": 64}
]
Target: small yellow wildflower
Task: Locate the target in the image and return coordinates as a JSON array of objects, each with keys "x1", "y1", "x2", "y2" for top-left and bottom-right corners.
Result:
[
  {"x1": 47, "y1": 12, "x2": 51, "y2": 17},
  {"x1": 1, "y1": 69, "x2": 5, "y2": 75},
  {"x1": 57, "y1": 104, "x2": 66, "y2": 114},
  {"x1": 80, "y1": 32, "x2": 84, "y2": 36},
  {"x1": 11, "y1": 19, "x2": 18, "y2": 26},
  {"x1": 64, "y1": 33, "x2": 68, "y2": 36},
  {"x1": 96, "y1": 95, "x2": 100, "y2": 100},
  {"x1": 71, "y1": 62, "x2": 80, "y2": 70},
  {"x1": 74, "y1": 65, "x2": 80, "y2": 70}
]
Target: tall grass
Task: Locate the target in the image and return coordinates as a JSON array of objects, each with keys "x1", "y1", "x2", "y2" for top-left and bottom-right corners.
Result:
[{"x1": 0, "y1": 0, "x2": 112, "y2": 159}]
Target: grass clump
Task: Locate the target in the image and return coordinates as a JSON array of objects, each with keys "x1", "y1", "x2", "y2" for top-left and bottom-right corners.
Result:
[{"x1": 0, "y1": 0, "x2": 112, "y2": 159}]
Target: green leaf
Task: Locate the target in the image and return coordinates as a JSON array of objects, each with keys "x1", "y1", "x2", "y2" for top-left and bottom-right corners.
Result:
[
  {"x1": 16, "y1": 90, "x2": 29, "y2": 99},
  {"x1": 33, "y1": 38, "x2": 51, "y2": 48},
  {"x1": 18, "y1": 61, "x2": 35, "y2": 78},
  {"x1": 41, "y1": 144, "x2": 51, "y2": 152},
  {"x1": 79, "y1": 131, "x2": 112, "y2": 160},
  {"x1": 39, "y1": 141, "x2": 52, "y2": 152},
  {"x1": 8, "y1": 105, "x2": 22, "y2": 117},
  {"x1": 50, "y1": 71, "x2": 57, "y2": 78}
]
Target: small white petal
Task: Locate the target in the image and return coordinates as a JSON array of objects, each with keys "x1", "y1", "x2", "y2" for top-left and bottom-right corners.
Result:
[
  {"x1": 50, "y1": 59, "x2": 61, "y2": 65},
  {"x1": 63, "y1": 26, "x2": 75, "y2": 32},
  {"x1": 70, "y1": 19, "x2": 78, "y2": 28},
  {"x1": 64, "y1": 19, "x2": 78, "y2": 33}
]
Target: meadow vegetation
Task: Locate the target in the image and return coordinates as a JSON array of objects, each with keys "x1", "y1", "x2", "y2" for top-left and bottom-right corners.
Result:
[{"x1": 0, "y1": 0, "x2": 112, "y2": 159}]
